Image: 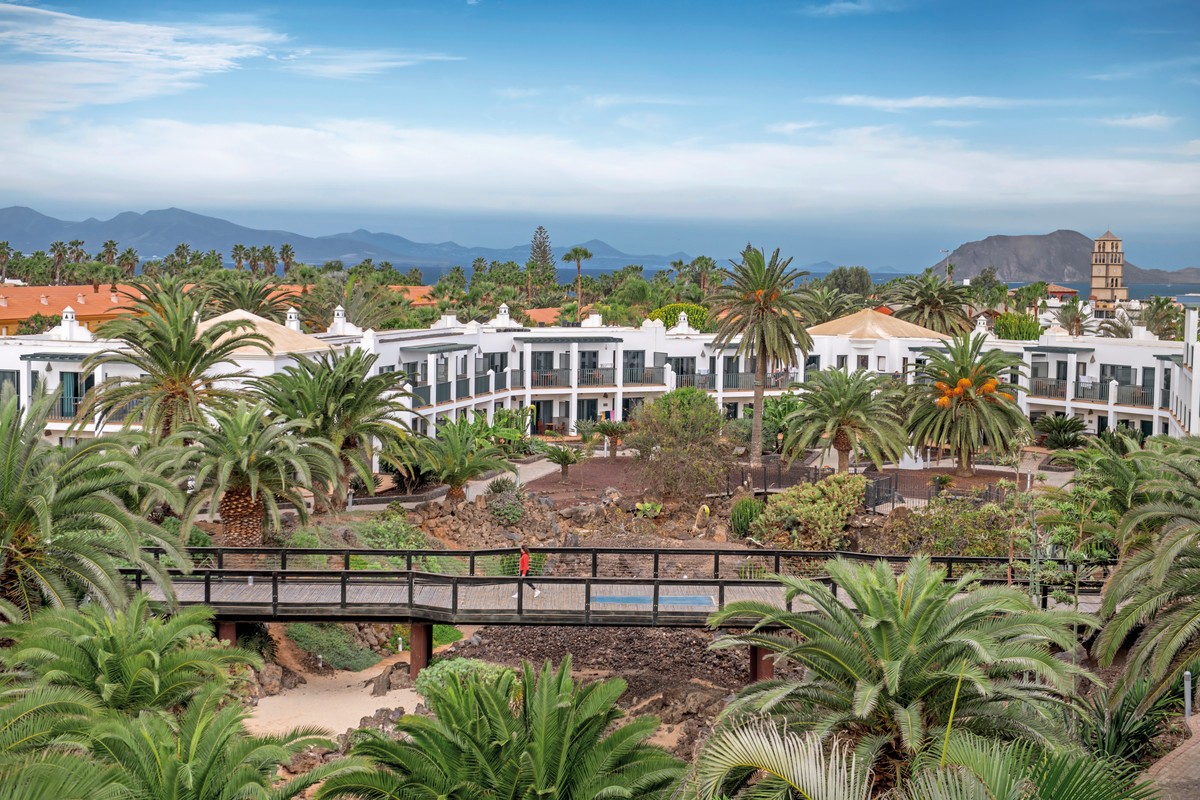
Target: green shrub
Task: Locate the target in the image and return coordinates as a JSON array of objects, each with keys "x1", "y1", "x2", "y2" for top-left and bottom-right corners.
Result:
[
  {"x1": 888, "y1": 494, "x2": 1027, "y2": 560},
  {"x1": 993, "y1": 312, "x2": 1043, "y2": 340},
  {"x1": 394, "y1": 624, "x2": 463, "y2": 651},
  {"x1": 648, "y1": 302, "x2": 709, "y2": 330},
  {"x1": 353, "y1": 515, "x2": 427, "y2": 550},
  {"x1": 414, "y1": 657, "x2": 514, "y2": 701},
  {"x1": 635, "y1": 501, "x2": 663, "y2": 519},
  {"x1": 730, "y1": 497, "x2": 764, "y2": 538},
  {"x1": 489, "y1": 491, "x2": 525, "y2": 525},
  {"x1": 1078, "y1": 678, "x2": 1175, "y2": 765},
  {"x1": 1036, "y1": 413, "x2": 1087, "y2": 450},
  {"x1": 487, "y1": 476, "x2": 519, "y2": 496},
  {"x1": 751, "y1": 474, "x2": 867, "y2": 548},
  {"x1": 286, "y1": 623, "x2": 379, "y2": 671},
  {"x1": 284, "y1": 528, "x2": 328, "y2": 568},
  {"x1": 385, "y1": 501, "x2": 409, "y2": 518}
]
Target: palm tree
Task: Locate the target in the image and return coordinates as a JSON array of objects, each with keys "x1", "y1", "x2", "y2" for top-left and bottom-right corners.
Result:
[
  {"x1": 231, "y1": 243, "x2": 247, "y2": 271},
  {"x1": 254, "y1": 348, "x2": 417, "y2": 510},
  {"x1": 562, "y1": 246, "x2": 593, "y2": 322},
  {"x1": 0, "y1": 751, "x2": 126, "y2": 800},
  {"x1": 79, "y1": 281, "x2": 270, "y2": 441},
  {"x1": 49, "y1": 241, "x2": 67, "y2": 285},
  {"x1": 260, "y1": 244, "x2": 279, "y2": 276},
  {"x1": 0, "y1": 389, "x2": 183, "y2": 619},
  {"x1": 280, "y1": 242, "x2": 296, "y2": 276},
  {"x1": 298, "y1": 278, "x2": 406, "y2": 331},
  {"x1": 116, "y1": 247, "x2": 138, "y2": 277},
  {"x1": 91, "y1": 686, "x2": 355, "y2": 800},
  {"x1": 801, "y1": 284, "x2": 865, "y2": 324},
  {"x1": 206, "y1": 274, "x2": 300, "y2": 321},
  {"x1": 0, "y1": 677, "x2": 103, "y2": 759},
  {"x1": 886, "y1": 270, "x2": 973, "y2": 334},
  {"x1": 1098, "y1": 438, "x2": 1200, "y2": 703},
  {"x1": 711, "y1": 246, "x2": 813, "y2": 467},
  {"x1": 247, "y1": 245, "x2": 262, "y2": 274},
  {"x1": 1139, "y1": 295, "x2": 1184, "y2": 340},
  {"x1": 158, "y1": 400, "x2": 338, "y2": 548},
  {"x1": 1099, "y1": 314, "x2": 1133, "y2": 338},
  {"x1": 908, "y1": 333, "x2": 1029, "y2": 477},
  {"x1": 708, "y1": 557, "x2": 1095, "y2": 789},
  {"x1": 317, "y1": 656, "x2": 683, "y2": 800},
  {"x1": 545, "y1": 444, "x2": 587, "y2": 483},
  {"x1": 419, "y1": 416, "x2": 514, "y2": 504},
  {"x1": 67, "y1": 239, "x2": 87, "y2": 265},
  {"x1": 99, "y1": 240, "x2": 118, "y2": 265},
  {"x1": 1053, "y1": 296, "x2": 1094, "y2": 336},
  {"x1": 0, "y1": 241, "x2": 11, "y2": 283},
  {"x1": 1, "y1": 595, "x2": 258, "y2": 713},
  {"x1": 783, "y1": 369, "x2": 907, "y2": 472}
]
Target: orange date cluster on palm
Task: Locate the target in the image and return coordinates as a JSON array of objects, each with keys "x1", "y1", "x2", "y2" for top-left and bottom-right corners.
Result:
[{"x1": 932, "y1": 376, "x2": 1014, "y2": 409}]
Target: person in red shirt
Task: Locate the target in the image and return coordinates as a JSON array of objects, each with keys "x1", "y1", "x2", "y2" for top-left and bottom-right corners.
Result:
[{"x1": 512, "y1": 544, "x2": 540, "y2": 598}]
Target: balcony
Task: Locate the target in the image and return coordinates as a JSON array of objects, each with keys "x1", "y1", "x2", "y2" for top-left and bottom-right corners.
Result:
[
  {"x1": 47, "y1": 397, "x2": 82, "y2": 421},
  {"x1": 474, "y1": 373, "x2": 490, "y2": 395},
  {"x1": 677, "y1": 373, "x2": 715, "y2": 390},
  {"x1": 455, "y1": 376, "x2": 471, "y2": 399},
  {"x1": 1074, "y1": 380, "x2": 1108, "y2": 402},
  {"x1": 436, "y1": 381, "x2": 451, "y2": 404},
  {"x1": 412, "y1": 384, "x2": 431, "y2": 407},
  {"x1": 578, "y1": 367, "x2": 616, "y2": 387},
  {"x1": 722, "y1": 372, "x2": 757, "y2": 390},
  {"x1": 529, "y1": 368, "x2": 572, "y2": 388},
  {"x1": 1029, "y1": 378, "x2": 1066, "y2": 399},
  {"x1": 1115, "y1": 385, "x2": 1152, "y2": 407},
  {"x1": 494, "y1": 371, "x2": 507, "y2": 391},
  {"x1": 623, "y1": 366, "x2": 664, "y2": 385},
  {"x1": 510, "y1": 369, "x2": 524, "y2": 388},
  {"x1": 1161, "y1": 388, "x2": 1170, "y2": 409}
]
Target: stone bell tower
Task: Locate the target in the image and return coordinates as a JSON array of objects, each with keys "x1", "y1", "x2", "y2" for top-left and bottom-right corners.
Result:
[{"x1": 1090, "y1": 231, "x2": 1127, "y2": 319}]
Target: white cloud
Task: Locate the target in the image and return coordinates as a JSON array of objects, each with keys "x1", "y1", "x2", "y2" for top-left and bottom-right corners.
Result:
[
  {"x1": 496, "y1": 87, "x2": 541, "y2": 100},
  {"x1": 0, "y1": 3, "x2": 280, "y2": 118},
  {"x1": 6, "y1": 118, "x2": 1196, "y2": 223},
  {"x1": 766, "y1": 121, "x2": 823, "y2": 134},
  {"x1": 930, "y1": 119, "x2": 980, "y2": 128},
  {"x1": 1181, "y1": 140, "x2": 1200, "y2": 156},
  {"x1": 828, "y1": 94, "x2": 1038, "y2": 112},
  {"x1": 585, "y1": 94, "x2": 695, "y2": 109},
  {"x1": 1088, "y1": 55, "x2": 1200, "y2": 81},
  {"x1": 1099, "y1": 113, "x2": 1177, "y2": 130},
  {"x1": 278, "y1": 49, "x2": 462, "y2": 79},
  {"x1": 799, "y1": 1, "x2": 900, "y2": 17}
]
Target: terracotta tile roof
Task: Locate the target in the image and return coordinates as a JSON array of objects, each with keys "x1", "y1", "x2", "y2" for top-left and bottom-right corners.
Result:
[
  {"x1": 807, "y1": 308, "x2": 951, "y2": 339},
  {"x1": 0, "y1": 284, "x2": 139, "y2": 322},
  {"x1": 388, "y1": 285, "x2": 436, "y2": 306},
  {"x1": 524, "y1": 307, "x2": 562, "y2": 325}
]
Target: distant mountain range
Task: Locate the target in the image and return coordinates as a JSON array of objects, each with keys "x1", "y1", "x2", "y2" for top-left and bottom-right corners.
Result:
[
  {"x1": 0, "y1": 206, "x2": 692, "y2": 277},
  {"x1": 2, "y1": 208, "x2": 1196, "y2": 285},
  {"x1": 931, "y1": 229, "x2": 1200, "y2": 285}
]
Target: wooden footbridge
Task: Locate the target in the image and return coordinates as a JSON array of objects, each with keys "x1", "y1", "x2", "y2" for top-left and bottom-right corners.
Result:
[{"x1": 128, "y1": 546, "x2": 1106, "y2": 679}]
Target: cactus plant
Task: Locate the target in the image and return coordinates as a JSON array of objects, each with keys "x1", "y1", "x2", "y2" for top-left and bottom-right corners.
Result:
[{"x1": 730, "y1": 496, "x2": 764, "y2": 538}]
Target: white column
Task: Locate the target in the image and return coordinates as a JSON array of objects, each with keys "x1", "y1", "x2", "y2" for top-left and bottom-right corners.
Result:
[
  {"x1": 486, "y1": 370, "x2": 496, "y2": 423},
  {"x1": 664, "y1": 363, "x2": 676, "y2": 391},
  {"x1": 1107, "y1": 379, "x2": 1119, "y2": 431},
  {"x1": 569, "y1": 343, "x2": 579, "y2": 434},
  {"x1": 1065, "y1": 352, "x2": 1078, "y2": 416},
  {"x1": 614, "y1": 341, "x2": 624, "y2": 420},
  {"x1": 522, "y1": 342, "x2": 533, "y2": 412}
]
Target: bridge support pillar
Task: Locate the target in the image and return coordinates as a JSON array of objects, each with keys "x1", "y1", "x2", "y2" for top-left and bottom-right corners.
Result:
[
  {"x1": 748, "y1": 646, "x2": 774, "y2": 683},
  {"x1": 216, "y1": 620, "x2": 237, "y2": 645},
  {"x1": 409, "y1": 622, "x2": 433, "y2": 679}
]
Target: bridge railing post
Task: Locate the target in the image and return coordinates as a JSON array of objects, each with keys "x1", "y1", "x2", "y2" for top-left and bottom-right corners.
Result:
[
  {"x1": 271, "y1": 573, "x2": 279, "y2": 616},
  {"x1": 653, "y1": 552, "x2": 660, "y2": 579},
  {"x1": 773, "y1": 553, "x2": 781, "y2": 574},
  {"x1": 469, "y1": 553, "x2": 476, "y2": 576},
  {"x1": 652, "y1": 580, "x2": 660, "y2": 625},
  {"x1": 340, "y1": 572, "x2": 348, "y2": 609},
  {"x1": 216, "y1": 549, "x2": 224, "y2": 570},
  {"x1": 452, "y1": 578, "x2": 459, "y2": 614},
  {"x1": 713, "y1": 552, "x2": 720, "y2": 579},
  {"x1": 591, "y1": 550, "x2": 598, "y2": 578},
  {"x1": 584, "y1": 579, "x2": 592, "y2": 625},
  {"x1": 280, "y1": 551, "x2": 288, "y2": 574},
  {"x1": 718, "y1": 582, "x2": 725, "y2": 610},
  {"x1": 342, "y1": 551, "x2": 351, "y2": 571},
  {"x1": 204, "y1": 572, "x2": 211, "y2": 604}
]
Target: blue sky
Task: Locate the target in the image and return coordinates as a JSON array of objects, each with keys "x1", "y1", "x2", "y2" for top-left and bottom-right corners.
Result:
[{"x1": 1, "y1": 0, "x2": 1197, "y2": 268}]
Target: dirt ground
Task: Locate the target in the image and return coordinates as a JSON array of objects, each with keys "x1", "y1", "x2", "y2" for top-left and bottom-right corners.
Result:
[{"x1": 525, "y1": 455, "x2": 649, "y2": 506}]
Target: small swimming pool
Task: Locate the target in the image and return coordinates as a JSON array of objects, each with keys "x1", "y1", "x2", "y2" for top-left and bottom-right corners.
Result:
[{"x1": 590, "y1": 595, "x2": 715, "y2": 606}]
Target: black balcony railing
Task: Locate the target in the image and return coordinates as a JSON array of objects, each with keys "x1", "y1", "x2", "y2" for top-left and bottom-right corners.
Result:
[
  {"x1": 47, "y1": 397, "x2": 82, "y2": 421},
  {"x1": 475, "y1": 374, "x2": 490, "y2": 395},
  {"x1": 578, "y1": 367, "x2": 616, "y2": 387},
  {"x1": 623, "y1": 366, "x2": 665, "y2": 385},
  {"x1": 529, "y1": 368, "x2": 571, "y2": 388},
  {"x1": 1074, "y1": 380, "x2": 1108, "y2": 402},
  {"x1": 510, "y1": 369, "x2": 524, "y2": 388},
  {"x1": 1115, "y1": 385, "x2": 1151, "y2": 406},
  {"x1": 1029, "y1": 378, "x2": 1066, "y2": 399},
  {"x1": 677, "y1": 373, "x2": 715, "y2": 390},
  {"x1": 455, "y1": 377, "x2": 471, "y2": 399},
  {"x1": 412, "y1": 384, "x2": 431, "y2": 407},
  {"x1": 436, "y1": 381, "x2": 452, "y2": 403}
]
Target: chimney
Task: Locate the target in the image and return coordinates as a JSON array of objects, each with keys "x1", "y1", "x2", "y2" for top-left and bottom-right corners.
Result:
[
  {"x1": 285, "y1": 307, "x2": 302, "y2": 332},
  {"x1": 111, "y1": 293, "x2": 119, "y2": 303},
  {"x1": 39, "y1": 294, "x2": 47, "y2": 305},
  {"x1": 76, "y1": 293, "x2": 85, "y2": 305},
  {"x1": 92, "y1": 279, "x2": 100, "y2": 293},
  {"x1": 0, "y1": 295, "x2": 7, "y2": 307}
]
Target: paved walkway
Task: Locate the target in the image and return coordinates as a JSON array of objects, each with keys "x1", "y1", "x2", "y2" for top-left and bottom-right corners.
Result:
[{"x1": 1147, "y1": 715, "x2": 1200, "y2": 799}]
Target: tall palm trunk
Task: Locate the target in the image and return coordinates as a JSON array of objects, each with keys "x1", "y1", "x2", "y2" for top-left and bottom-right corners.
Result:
[
  {"x1": 833, "y1": 429, "x2": 852, "y2": 473},
  {"x1": 218, "y1": 486, "x2": 265, "y2": 548},
  {"x1": 750, "y1": 351, "x2": 767, "y2": 468},
  {"x1": 956, "y1": 444, "x2": 974, "y2": 478},
  {"x1": 576, "y1": 260, "x2": 583, "y2": 322}
]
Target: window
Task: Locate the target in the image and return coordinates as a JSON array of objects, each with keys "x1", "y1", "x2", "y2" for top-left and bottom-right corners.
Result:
[
  {"x1": 836, "y1": 355, "x2": 847, "y2": 370},
  {"x1": 877, "y1": 356, "x2": 887, "y2": 371},
  {"x1": 804, "y1": 354, "x2": 821, "y2": 371},
  {"x1": 378, "y1": 364, "x2": 395, "y2": 374},
  {"x1": 856, "y1": 355, "x2": 869, "y2": 370}
]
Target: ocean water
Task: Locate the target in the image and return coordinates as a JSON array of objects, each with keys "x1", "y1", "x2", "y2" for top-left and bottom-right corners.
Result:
[{"x1": 1013, "y1": 282, "x2": 1199, "y2": 301}]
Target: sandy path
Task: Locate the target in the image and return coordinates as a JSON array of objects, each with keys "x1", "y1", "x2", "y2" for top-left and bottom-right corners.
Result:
[{"x1": 245, "y1": 626, "x2": 479, "y2": 737}]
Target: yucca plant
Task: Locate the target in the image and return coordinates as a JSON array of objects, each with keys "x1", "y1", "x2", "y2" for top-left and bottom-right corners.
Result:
[
  {"x1": 89, "y1": 686, "x2": 359, "y2": 800},
  {"x1": 709, "y1": 557, "x2": 1097, "y2": 788},
  {"x1": 0, "y1": 388, "x2": 183, "y2": 619},
  {"x1": 1035, "y1": 414, "x2": 1087, "y2": 450},
  {"x1": 317, "y1": 656, "x2": 684, "y2": 800},
  {"x1": 1, "y1": 595, "x2": 258, "y2": 713},
  {"x1": 544, "y1": 444, "x2": 587, "y2": 483}
]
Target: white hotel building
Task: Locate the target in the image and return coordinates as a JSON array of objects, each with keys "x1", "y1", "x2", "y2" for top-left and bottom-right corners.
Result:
[{"x1": 0, "y1": 295, "x2": 1197, "y2": 447}]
